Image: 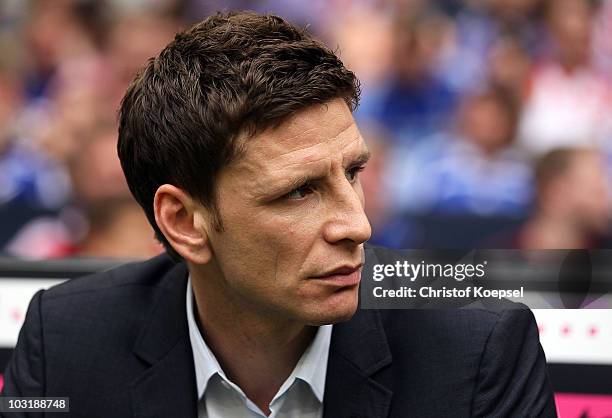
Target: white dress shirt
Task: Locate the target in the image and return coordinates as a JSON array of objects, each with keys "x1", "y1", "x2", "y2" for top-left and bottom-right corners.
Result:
[{"x1": 186, "y1": 277, "x2": 333, "y2": 418}]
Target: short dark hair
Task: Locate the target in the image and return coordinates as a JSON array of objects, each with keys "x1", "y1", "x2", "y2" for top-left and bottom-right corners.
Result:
[{"x1": 118, "y1": 11, "x2": 360, "y2": 261}]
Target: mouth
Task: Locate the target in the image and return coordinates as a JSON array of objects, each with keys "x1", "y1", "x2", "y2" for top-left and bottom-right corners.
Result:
[{"x1": 311, "y1": 264, "x2": 363, "y2": 286}]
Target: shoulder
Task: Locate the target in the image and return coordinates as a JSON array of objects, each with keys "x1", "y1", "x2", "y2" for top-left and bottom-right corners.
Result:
[
  {"x1": 362, "y1": 244, "x2": 540, "y2": 366},
  {"x1": 44, "y1": 252, "x2": 181, "y2": 298},
  {"x1": 4, "y1": 254, "x2": 191, "y2": 407},
  {"x1": 365, "y1": 307, "x2": 552, "y2": 415},
  {"x1": 38, "y1": 253, "x2": 188, "y2": 342},
  {"x1": 377, "y1": 304, "x2": 536, "y2": 351}
]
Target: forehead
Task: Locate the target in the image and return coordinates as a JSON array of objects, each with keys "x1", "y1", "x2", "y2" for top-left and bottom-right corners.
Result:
[{"x1": 237, "y1": 100, "x2": 366, "y2": 169}]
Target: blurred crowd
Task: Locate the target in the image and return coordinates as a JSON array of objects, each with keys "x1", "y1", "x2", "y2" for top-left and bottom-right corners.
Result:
[{"x1": 1, "y1": 0, "x2": 612, "y2": 259}]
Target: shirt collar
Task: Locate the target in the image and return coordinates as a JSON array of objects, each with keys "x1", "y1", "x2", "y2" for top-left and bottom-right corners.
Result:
[{"x1": 186, "y1": 275, "x2": 332, "y2": 402}]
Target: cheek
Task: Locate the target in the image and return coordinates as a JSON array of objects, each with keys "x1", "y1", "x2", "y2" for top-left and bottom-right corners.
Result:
[
  {"x1": 260, "y1": 216, "x2": 322, "y2": 273},
  {"x1": 219, "y1": 211, "x2": 321, "y2": 277}
]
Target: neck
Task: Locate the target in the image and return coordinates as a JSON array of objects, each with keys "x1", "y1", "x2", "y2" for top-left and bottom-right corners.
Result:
[{"x1": 190, "y1": 263, "x2": 316, "y2": 415}]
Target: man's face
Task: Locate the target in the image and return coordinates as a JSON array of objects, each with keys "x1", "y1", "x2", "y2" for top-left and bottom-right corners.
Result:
[
  {"x1": 565, "y1": 152, "x2": 611, "y2": 233},
  {"x1": 201, "y1": 98, "x2": 371, "y2": 325}
]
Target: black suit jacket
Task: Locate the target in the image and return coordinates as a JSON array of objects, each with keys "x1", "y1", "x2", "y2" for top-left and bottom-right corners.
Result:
[{"x1": 2, "y1": 249, "x2": 557, "y2": 418}]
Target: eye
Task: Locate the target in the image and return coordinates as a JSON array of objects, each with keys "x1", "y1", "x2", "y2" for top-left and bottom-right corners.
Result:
[
  {"x1": 284, "y1": 182, "x2": 314, "y2": 200},
  {"x1": 346, "y1": 165, "x2": 365, "y2": 183}
]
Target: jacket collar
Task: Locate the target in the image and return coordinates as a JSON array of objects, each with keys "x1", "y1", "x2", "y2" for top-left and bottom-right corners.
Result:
[
  {"x1": 323, "y1": 309, "x2": 393, "y2": 418},
  {"x1": 130, "y1": 260, "x2": 198, "y2": 418}
]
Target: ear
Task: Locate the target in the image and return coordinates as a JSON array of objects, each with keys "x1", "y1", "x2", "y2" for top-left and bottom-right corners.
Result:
[{"x1": 154, "y1": 184, "x2": 213, "y2": 264}]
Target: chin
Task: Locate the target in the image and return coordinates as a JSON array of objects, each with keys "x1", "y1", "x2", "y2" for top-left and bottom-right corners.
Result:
[{"x1": 302, "y1": 289, "x2": 359, "y2": 326}]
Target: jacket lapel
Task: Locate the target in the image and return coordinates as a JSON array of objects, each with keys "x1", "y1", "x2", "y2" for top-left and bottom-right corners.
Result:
[
  {"x1": 130, "y1": 262, "x2": 198, "y2": 418},
  {"x1": 323, "y1": 309, "x2": 393, "y2": 418},
  {"x1": 323, "y1": 245, "x2": 393, "y2": 418}
]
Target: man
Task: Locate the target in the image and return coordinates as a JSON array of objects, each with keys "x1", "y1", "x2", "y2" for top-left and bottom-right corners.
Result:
[
  {"x1": 2, "y1": 12, "x2": 557, "y2": 417},
  {"x1": 517, "y1": 147, "x2": 610, "y2": 249}
]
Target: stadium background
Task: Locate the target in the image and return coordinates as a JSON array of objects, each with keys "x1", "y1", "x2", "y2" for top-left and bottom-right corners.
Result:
[{"x1": 1, "y1": 0, "x2": 612, "y2": 415}]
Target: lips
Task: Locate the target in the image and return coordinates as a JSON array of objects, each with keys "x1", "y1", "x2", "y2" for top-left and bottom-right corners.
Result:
[
  {"x1": 311, "y1": 264, "x2": 363, "y2": 285},
  {"x1": 315, "y1": 265, "x2": 362, "y2": 277}
]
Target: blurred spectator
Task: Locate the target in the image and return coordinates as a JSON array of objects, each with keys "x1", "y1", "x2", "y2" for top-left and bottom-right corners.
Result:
[
  {"x1": 331, "y1": 4, "x2": 394, "y2": 123},
  {"x1": 106, "y1": 12, "x2": 181, "y2": 98},
  {"x1": 436, "y1": 0, "x2": 544, "y2": 96},
  {"x1": 592, "y1": 0, "x2": 612, "y2": 77},
  {"x1": 76, "y1": 197, "x2": 162, "y2": 258},
  {"x1": 516, "y1": 148, "x2": 611, "y2": 249},
  {"x1": 69, "y1": 121, "x2": 161, "y2": 259},
  {"x1": 518, "y1": 0, "x2": 612, "y2": 155},
  {"x1": 487, "y1": 34, "x2": 533, "y2": 103},
  {"x1": 373, "y1": 8, "x2": 458, "y2": 143},
  {"x1": 0, "y1": 63, "x2": 21, "y2": 157},
  {"x1": 385, "y1": 89, "x2": 532, "y2": 216},
  {"x1": 108, "y1": 0, "x2": 184, "y2": 16},
  {"x1": 6, "y1": 119, "x2": 161, "y2": 259},
  {"x1": 0, "y1": 66, "x2": 71, "y2": 243},
  {"x1": 0, "y1": 0, "x2": 179, "y2": 258},
  {"x1": 22, "y1": 0, "x2": 109, "y2": 101},
  {"x1": 2, "y1": 0, "x2": 612, "y2": 257}
]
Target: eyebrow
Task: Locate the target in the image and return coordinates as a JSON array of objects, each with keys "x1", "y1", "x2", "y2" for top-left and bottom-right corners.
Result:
[
  {"x1": 347, "y1": 149, "x2": 372, "y2": 167},
  {"x1": 269, "y1": 149, "x2": 372, "y2": 196},
  {"x1": 281, "y1": 173, "x2": 324, "y2": 194}
]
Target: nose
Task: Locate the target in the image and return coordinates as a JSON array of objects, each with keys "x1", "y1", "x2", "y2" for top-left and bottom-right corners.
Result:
[{"x1": 322, "y1": 181, "x2": 372, "y2": 245}]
